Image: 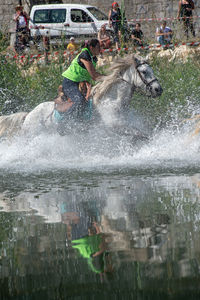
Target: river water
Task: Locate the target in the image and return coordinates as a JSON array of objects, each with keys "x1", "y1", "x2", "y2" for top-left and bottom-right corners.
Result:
[{"x1": 0, "y1": 119, "x2": 200, "y2": 299}]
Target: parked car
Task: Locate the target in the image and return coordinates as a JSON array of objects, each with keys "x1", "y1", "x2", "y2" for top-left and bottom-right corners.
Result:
[{"x1": 29, "y1": 4, "x2": 112, "y2": 42}]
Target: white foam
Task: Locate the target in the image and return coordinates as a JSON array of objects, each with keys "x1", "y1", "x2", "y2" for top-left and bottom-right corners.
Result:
[{"x1": 0, "y1": 118, "x2": 199, "y2": 173}]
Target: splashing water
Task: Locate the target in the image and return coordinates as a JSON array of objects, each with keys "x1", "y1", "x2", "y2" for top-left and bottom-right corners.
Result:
[{"x1": 0, "y1": 110, "x2": 200, "y2": 173}]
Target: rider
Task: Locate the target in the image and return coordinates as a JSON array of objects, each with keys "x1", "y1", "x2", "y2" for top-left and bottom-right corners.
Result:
[{"x1": 55, "y1": 39, "x2": 103, "y2": 130}]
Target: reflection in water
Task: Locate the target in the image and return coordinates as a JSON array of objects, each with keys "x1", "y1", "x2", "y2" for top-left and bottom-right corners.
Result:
[{"x1": 1, "y1": 174, "x2": 200, "y2": 299}]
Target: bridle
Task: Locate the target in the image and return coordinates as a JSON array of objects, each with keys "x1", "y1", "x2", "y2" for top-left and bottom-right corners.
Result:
[
  {"x1": 136, "y1": 62, "x2": 158, "y2": 88},
  {"x1": 119, "y1": 61, "x2": 158, "y2": 90}
]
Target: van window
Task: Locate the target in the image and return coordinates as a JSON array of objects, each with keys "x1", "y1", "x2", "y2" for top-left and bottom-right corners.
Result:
[
  {"x1": 71, "y1": 9, "x2": 93, "y2": 23},
  {"x1": 87, "y1": 7, "x2": 107, "y2": 21},
  {"x1": 33, "y1": 9, "x2": 66, "y2": 23}
]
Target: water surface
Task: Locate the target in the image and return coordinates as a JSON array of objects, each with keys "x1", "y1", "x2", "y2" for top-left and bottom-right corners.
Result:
[{"x1": 0, "y1": 123, "x2": 200, "y2": 300}]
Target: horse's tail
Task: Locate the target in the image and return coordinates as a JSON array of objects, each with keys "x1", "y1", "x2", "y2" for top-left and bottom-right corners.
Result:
[{"x1": 0, "y1": 112, "x2": 28, "y2": 139}]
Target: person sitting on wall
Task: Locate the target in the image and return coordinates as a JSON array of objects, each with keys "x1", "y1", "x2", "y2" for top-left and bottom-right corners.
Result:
[
  {"x1": 156, "y1": 21, "x2": 173, "y2": 46},
  {"x1": 98, "y1": 24, "x2": 112, "y2": 50},
  {"x1": 131, "y1": 23, "x2": 144, "y2": 47}
]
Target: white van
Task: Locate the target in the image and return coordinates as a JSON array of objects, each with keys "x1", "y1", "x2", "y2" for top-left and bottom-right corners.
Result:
[{"x1": 29, "y1": 4, "x2": 111, "y2": 40}]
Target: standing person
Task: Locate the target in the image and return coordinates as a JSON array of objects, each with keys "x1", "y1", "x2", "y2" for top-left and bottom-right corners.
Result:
[
  {"x1": 177, "y1": 0, "x2": 195, "y2": 38},
  {"x1": 55, "y1": 39, "x2": 103, "y2": 134},
  {"x1": 131, "y1": 23, "x2": 144, "y2": 47},
  {"x1": 14, "y1": 5, "x2": 30, "y2": 52},
  {"x1": 156, "y1": 21, "x2": 173, "y2": 46},
  {"x1": 108, "y1": 2, "x2": 122, "y2": 50},
  {"x1": 98, "y1": 24, "x2": 111, "y2": 50}
]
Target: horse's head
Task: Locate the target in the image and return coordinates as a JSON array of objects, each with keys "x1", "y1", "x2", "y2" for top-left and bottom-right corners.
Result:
[
  {"x1": 92, "y1": 54, "x2": 163, "y2": 126},
  {"x1": 125, "y1": 54, "x2": 163, "y2": 98}
]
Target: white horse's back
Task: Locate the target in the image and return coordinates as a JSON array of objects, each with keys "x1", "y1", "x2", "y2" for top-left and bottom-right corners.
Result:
[{"x1": 22, "y1": 101, "x2": 55, "y2": 135}]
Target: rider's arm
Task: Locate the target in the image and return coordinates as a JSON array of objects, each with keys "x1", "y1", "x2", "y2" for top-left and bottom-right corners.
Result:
[{"x1": 80, "y1": 58, "x2": 102, "y2": 81}]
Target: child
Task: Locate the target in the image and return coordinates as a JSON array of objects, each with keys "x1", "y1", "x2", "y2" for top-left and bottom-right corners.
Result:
[{"x1": 67, "y1": 37, "x2": 78, "y2": 52}]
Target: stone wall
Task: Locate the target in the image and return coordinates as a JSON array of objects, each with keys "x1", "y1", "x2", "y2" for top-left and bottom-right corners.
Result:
[{"x1": 0, "y1": 0, "x2": 199, "y2": 40}]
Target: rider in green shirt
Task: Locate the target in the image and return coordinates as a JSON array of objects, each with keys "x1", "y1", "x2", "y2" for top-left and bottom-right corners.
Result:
[{"x1": 55, "y1": 39, "x2": 103, "y2": 134}]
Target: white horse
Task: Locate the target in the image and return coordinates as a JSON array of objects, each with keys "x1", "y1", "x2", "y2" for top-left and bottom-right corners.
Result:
[{"x1": 0, "y1": 54, "x2": 162, "y2": 139}]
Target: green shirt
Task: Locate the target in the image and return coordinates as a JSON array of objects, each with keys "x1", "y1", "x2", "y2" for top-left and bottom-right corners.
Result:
[{"x1": 62, "y1": 48, "x2": 96, "y2": 83}]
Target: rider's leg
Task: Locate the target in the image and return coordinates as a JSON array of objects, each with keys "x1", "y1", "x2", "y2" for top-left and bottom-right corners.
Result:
[{"x1": 62, "y1": 77, "x2": 86, "y2": 117}]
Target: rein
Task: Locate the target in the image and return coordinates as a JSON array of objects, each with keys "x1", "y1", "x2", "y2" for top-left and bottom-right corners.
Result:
[{"x1": 119, "y1": 76, "x2": 133, "y2": 86}]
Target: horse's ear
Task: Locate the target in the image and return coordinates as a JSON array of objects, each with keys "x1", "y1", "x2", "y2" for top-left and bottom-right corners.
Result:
[
  {"x1": 134, "y1": 54, "x2": 148, "y2": 65},
  {"x1": 134, "y1": 56, "x2": 141, "y2": 66}
]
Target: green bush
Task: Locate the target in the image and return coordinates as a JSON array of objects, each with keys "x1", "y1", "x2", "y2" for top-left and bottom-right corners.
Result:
[
  {"x1": 0, "y1": 30, "x2": 9, "y2": 52},
  {"x1": 0, "y1": 55, "x2": 65, "y2": 114}
]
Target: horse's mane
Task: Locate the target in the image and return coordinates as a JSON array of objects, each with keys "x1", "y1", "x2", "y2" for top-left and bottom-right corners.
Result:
[{"x1": 92, "y1": 54, "x2": 144, "y2": 102}]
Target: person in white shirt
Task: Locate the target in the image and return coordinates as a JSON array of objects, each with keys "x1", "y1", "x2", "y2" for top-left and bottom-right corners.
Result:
[
  {"x1": 14, "y1": 5, "x2": 29, "y2": 33},
  {"x1": 14, "y1": 5, "x2": 30, "y2": 53},
  {"x1": 156, "y1": 21, "x2": 173, "y2": 46}
]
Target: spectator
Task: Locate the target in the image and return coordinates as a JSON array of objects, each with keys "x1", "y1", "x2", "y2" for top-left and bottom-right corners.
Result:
[
  {"x1": 14, "y1": 32, "x2": 26, "y2": 54},
  {"x1": 108, "y1": 2, "x2": 122, "y2": 50},
  {"x1": 156, "y1": 21, "x2": 173, "y2": 46},
  {"x1": 177, "y1": 0, "x2": 195, "y2": 38},
  {"x1": 67, "y1": 36, "x2": 79, "y2": 52},
  {"x1": 14, "y1": 5, "x2": 30, "y2": 52},
  {"x1": 98, "y1": 24, "x2": 111, "y2": 50},
  {"x1": 131, "y1": 23, "x2": 144, "y2": 47}
]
